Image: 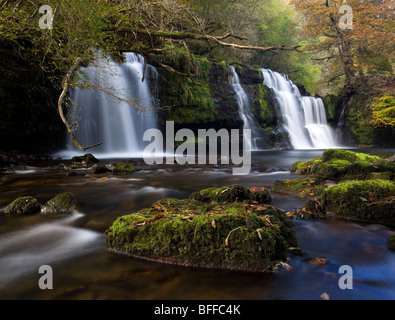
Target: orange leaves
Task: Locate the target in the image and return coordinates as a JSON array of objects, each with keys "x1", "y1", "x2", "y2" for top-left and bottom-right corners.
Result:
[
  {"x1": 309, "y1": 257, "x2": 327, "y2": 265},
  {"x1": 251, "y1": 187, "x2": 265, "y2": 192}
]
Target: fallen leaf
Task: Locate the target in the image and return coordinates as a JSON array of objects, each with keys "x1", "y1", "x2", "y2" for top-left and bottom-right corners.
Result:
[
  {"x1": 211, "y1": 220, "x2": 216, "y2": 229},
  {"x1": 321, "y1": 292, "x2": 330, "y2": 300},
  {"x1": 309, "y1": 258, "x2": 327, "y2": 265}
]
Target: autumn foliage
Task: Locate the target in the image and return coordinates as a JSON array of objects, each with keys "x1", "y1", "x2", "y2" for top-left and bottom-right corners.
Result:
[{"x1": 291, "y1": 0, "x2": 395, "y2": 79}]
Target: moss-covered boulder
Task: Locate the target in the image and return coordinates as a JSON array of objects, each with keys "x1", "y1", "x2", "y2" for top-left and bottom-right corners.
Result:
[
  {"x1": 387, "y1": 235, "x2": 395, "y2": 251},
  {"x1": 272, "y1": 177, "x2": 328, "y2": 198},
  {"x1": 71, "y1": 153, "x2": 99, "y2": 167},
  {"x1": 291, "y1": 149, "x2": 395, "y2": 180},
  {"x1": 5, "y1": 196, "x2": 41, "y2": 216},
  {"x1": 112, "y1": 163, "x2": 136, "y2": 175},
  {"x1": 42, "y1": 192, "x2": 77, "y2": 215},
  {"x1": 321, "y1": 180, "x2": 395, "y2": 226},
  {"x1": 190, "y1": 185, "x2": 271, "y2": 204},
  {"x1": 106, "y1": 189, "x2": 296, "y2": 273}
]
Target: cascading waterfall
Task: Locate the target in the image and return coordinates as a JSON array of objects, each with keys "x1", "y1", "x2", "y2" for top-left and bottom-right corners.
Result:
[
  {"x1": 65, "y1": 52, "x2": 158, "y2": 158},
  {"x1": 229, "y1": 66, "x2": 260, "y2": 151},
  {"x1": 261, "y1": 68, "x2": 338, "y2": 149}
]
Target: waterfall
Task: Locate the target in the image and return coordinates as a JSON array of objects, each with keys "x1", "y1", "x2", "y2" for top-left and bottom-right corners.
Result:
[
  {"x1": 261, "y1": 68, "x2": 338, "y2": 149},
  {"x1": 229, "y1": 66, "x2": 260, "y2": 151},
  {"x1": 64, "y1": 52, "x2": 159, "y2": 158}
]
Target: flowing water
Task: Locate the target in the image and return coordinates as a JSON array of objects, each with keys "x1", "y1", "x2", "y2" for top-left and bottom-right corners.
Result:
[
  {"x1": 63, "y1": 52, "x2": 159, "y2": 159},
  {"x1": 1, "y1": 150, "x2": 394, "y2": 300},
  {"x1": 229, "y1": 66, "x2": 261, "y2": 151},
  {"x1": 261, "y1": 69, "x2": 338, "y2": 150}
]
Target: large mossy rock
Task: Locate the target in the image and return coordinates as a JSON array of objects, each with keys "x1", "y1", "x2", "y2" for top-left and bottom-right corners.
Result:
[
  {"x1": 321, "y1": 180, "x2": 395, "y2": 226},
  {"x1": 106, "y1": 186, "x2": 296, "y2": 273},
  {"x1": 291, "y1": 149, "x2": 395, "y2": 180},
  {"x1": 5, "y1": 196, "x2": 41, "y2": 216},
  {"x1": 42, "y1": 192, "x2": 77, "y2": 215}
]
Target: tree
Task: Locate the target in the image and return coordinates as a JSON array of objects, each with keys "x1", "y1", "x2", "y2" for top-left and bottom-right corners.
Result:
[
  {"x1": 291, "y1": 0, "x2": 394, "y2": 81},
  {"x1": 0, "y1": 0, "x2": 302, "y2": 151}
]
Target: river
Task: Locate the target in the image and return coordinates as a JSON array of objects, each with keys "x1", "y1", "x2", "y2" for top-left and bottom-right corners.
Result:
[{"x1": 0, "y1": 149, "x2": 394, "y2": 300}]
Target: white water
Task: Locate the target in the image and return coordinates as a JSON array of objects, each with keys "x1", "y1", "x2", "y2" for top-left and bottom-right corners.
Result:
[
  {"x1": 0, "y1": 214, "x2": 102, "y2": 289},
  {"x1": 261, "y1": 69, "x2": 338, "y2": 149},
  {"x1": 229, "y1": 66, "x2": 259, "y2": 151},
  {"x1": 62, "y1": 52, "x2": 159, "y2": 159}
]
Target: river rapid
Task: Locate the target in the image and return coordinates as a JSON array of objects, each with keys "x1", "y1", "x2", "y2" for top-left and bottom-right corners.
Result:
[{"x1": 0, "y1": 149, "x2": 394, "y2": 300}]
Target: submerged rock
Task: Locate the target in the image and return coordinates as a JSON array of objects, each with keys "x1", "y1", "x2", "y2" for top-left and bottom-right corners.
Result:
[
  {"x1": 92, "y1": 164, "x2": 111, "y2": 174},
  {"x1": 42, "y1": 192, "x2": 77, "y2": 215},
  {"x1": 112, "y1": 163, "x2": 136, "y2": 175},
  {"x1": 106, "y1": 187, "x2": 296, "y2": 273},
  {"x1": 5, "y1": 196, "x2": 41, "y2": 216}
]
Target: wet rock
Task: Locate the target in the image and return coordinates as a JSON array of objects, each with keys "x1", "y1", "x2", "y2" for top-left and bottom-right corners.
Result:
[
  {"x1": 190, "y1": 185, "x2": 271, "y2": 204},
  {"x1": 288, "y1": 247, "x2": 303, "y2": 256},
  {"x1": 321, "y1": 180, "x2": 395, "y2": 226},
  {"x1": 387, "y1": 235, "x2": 395, "y2": 251},
  {"x1": 42, "y1": 192, "x2": 77, "y2": 215},
  {"x1": 112, "y1": 163, "x2": 136, "y2": 175},
  {"x1": 106, "y1": 187, "x2": 296, "y2": 273},
  {"x1": 5, "y1": 196, "x2": 41, "y2": 216},
  {"x1": 66, "y1": 170, "x2": 85, "y2": 177},
  {"x1": 1, "y1": 175, "x2": 13, "y2": 184},
  {"x1": 92, "y1": 164, "x2": 111, "y2": 174},
  {"x1": 71, "y1": 154, "x2": 99, "y2": 168},
  {"x1": 291, "y1": 149, "x2": 395, "y2": 180},
  {"x1": 272, "y1": 177, "x2": 327, "y2": 198},
  {"x1": 72, "y1": 153, "x2": 99, "y2": 164}
]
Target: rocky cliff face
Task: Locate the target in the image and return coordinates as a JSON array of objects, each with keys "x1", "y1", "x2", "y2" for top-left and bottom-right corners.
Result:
[
  {"x1": 0, "y1": 46, "x2": 64, "y2": 153},
  {"x1": 336, "y1": 75, "x2": 395, "y2": 147},
  {"x1": 156, "y1": 58, "x2": 291, "y2": 150}
]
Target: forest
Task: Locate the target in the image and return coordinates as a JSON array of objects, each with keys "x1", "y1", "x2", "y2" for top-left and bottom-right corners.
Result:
[{"x1": 0, "y1": 0, "x2": 394, "y2": 302}]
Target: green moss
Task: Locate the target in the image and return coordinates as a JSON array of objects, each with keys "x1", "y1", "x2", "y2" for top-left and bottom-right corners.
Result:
[
  {"x1": 5, "y1": 196, "x2": 41, "y2": 216},
  {"x1": 112, "y1": 163, "x2": 136, "y2": 175},
  {"x1": 290, "y1": 158, "x2": 321, "y2": 175},
  {"x1": 219, "y1": 61, "x2": 228, "y2": 74},
  {"x1": 321, "y1": 180, "x2": 395, "y2": 226},
  {"x1": 106, "y1": 187, "x2": 297, "y2": 273},
  {"x1": 322, "y1": 95, "x2": 340, "y2": 124},
  {"x1": 158, "y1": 49, "x2": 216, "y2": 125},
  {"x1": 254, "y1": 84, "x2": 276, "y2": 129},
  {"x1": 42, "y1": 192, "x2": 76, "y2": 215},
  {"x1": 292, "y1": 149, "x2": 395, "y2": 180},
  {"x1": 190, "y1": 185, "x2": 271, "y2": 204},
  {"x1": 272, "y1": 176, "x2": 327, "y2": 198},
  {"x1": 366, "y1": 172, "x2": 393, "y2": 181}
]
